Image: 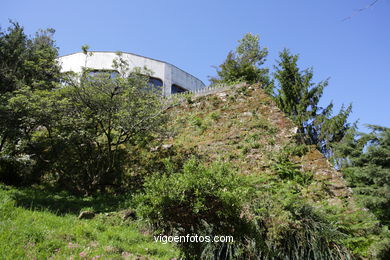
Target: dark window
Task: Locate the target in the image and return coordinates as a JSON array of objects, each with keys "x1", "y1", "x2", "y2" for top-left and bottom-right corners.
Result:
[
  {"x1": 147, "y1": 77, "x2": 163, "y2": 94},
  {"x1": 149, "y1": 77, "x2": 163, "y2": 87},
  {"x1": 171, "y1": 84, "x2": 188, "y2": 94}
]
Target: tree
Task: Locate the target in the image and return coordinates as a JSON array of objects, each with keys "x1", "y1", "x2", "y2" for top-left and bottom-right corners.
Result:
[
  {"x1": 0, "y1": 24, "x2": 166, "y2": 193},
  {"x1": 334, "y1": 125, "x2": 390, "y2": 226},
  {"x1": 210, "y1": 33, "x2": 270, "y2": 85},
  {"x1": 7, "y1": 52, "x2": 166, "y2": 194},
  {"x1": 0, "y1": 21, "x2": 61, "y2": 185},
  {"x1": 54, "y1": 57, "x2": 167, "y2": 193},
  {"x1": 273, "y1": 49, "x2": 352, "y2": 156}
]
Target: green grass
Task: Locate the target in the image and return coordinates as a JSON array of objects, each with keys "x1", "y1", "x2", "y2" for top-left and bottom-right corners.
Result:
[
  {"x1": 0, "y1": 186, "x2": 179, "y2": 259},
  {"x1": 7, "y1": 185, "x2": 133, "y2": 215}
]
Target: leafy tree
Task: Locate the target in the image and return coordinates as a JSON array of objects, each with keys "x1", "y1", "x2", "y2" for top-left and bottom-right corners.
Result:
[
  {"x1": 273, "y1": 49, "x2": 352, "y2": 156},
  {"x1": 1, "y1": 29, "x2": 166, "y2": 193},
  {"x1": 210, "y1": 33, "x2": 270, "y2": 85},
  {"x1": 13, "y1": 54, "x2": 165, "y2": 194},
  {"x1": 56, "y1": 59, "x2": 166, "y2": 193},
  {"x1": 0, "y1": 21, "x2": 60, "y2": 141},
  {"x1": 334, "y1": 125, "x2": 390, "y2": 226},
  {"x1": 0, "y1": 22, "x2": 60, "y2": 96},
  {"x1": 0, "y1": 21, "x2": 61, "y2": 185}
]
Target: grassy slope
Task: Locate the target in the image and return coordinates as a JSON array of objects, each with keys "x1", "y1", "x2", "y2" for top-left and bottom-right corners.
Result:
[{"x1": 0, "y1": 186, "x2": 179, "y2": 259}]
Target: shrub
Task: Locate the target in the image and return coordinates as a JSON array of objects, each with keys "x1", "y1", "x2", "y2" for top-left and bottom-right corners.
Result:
[
  {"x1": 136, "y1": 159, "x2": 253, "y2": 258},
  {"x1": 272, "y1": 153, "x2": 313, "y2": 186}
]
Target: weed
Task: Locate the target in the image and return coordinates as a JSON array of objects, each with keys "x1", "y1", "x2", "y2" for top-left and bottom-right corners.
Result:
[{"x1": 208, "y1": 111, "x2": 221, "y2": 121}]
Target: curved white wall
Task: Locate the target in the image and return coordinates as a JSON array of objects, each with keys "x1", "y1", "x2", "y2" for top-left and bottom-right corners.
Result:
[{"x1": 58, "y1": 51, "x2": 206, "y2": 96}]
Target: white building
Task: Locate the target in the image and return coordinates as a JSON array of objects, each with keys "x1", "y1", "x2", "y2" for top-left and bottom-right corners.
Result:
[{"x1": 58, "y1": 51, "x2": 206, "y2": 96}]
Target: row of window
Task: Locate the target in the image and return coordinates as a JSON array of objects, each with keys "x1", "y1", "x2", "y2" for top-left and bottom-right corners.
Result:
[{"x1": 86, "y1": 70, "x2": 188, "y2": 94}]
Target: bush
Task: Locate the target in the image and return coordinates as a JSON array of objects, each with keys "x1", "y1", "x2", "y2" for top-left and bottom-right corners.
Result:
[{"x1": 136, "y1": 159, "x2": 254, "y2": 258}]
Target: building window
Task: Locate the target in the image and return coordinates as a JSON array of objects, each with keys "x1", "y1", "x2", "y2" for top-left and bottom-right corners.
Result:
[
  {"x1": 149, "y1": 77, "x2": 163, "y2": 88},
  {"x1": 86, "y1": 69, "x2": 119, "y2": 79},
  {"x1": 171, "y1": 84, "x2": 188, "y2": 94},
  {"x1": 147, "y1": 77, "x2": 163, "y2": 94}
]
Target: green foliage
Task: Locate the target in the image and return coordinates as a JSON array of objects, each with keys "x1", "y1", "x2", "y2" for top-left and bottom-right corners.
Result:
[
  {"x1": 272, "y1": 155, "x2": 313, "y2": 186},
  {"x1": 1, "y1": 40, "x2": 166, "y2": 194},
  {"x1": 189, "y1": 114, "x2": 208, "y2": 134},
  {"x1": 208, "y1": 111, "x2": 221, "y2": 121},
  {"x1": 125, "y1": 144, "x2": 199, "y2": 192},
  {"x1": 249, "y1": 195, "x2": 353, "y2": 260},
  {"x1": 53, "y1": 61, "x2": 166, "y2": 193},
  {"x1": 210, "y1": 33, "x2": 270, "y2": 85},
  {"x1": 0, "y1": 22, "x2": 60, "y2": 94},
  {"x1": 136, "y1": 159, "x2": 253, "y2": 258},
  {"x1": 284, "y1": 143, "x2": 309, "y2": 157},
  {"x1": 273, "y1": 49, "x2": 352, "y2": 156},
  {"x1": 136, "y1": 159, "x2": 248, "y2": 230},
  {"x1": 136, "y1": 159, "x2": 357, "y2": 259},
  {"x1": 334, "y1": 125, "x2": 390, "y2": 227},
  {"x1": 0, "y1": 21, "x2": 61, "y2": 185},
  {"x1": 318, "y1": 201, "x2": 390, "y2": 259}
]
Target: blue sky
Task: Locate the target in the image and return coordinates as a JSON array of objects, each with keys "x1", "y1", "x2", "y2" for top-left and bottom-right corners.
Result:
[{"x1": 2, "y1": 0, "x2": 389, "y2": 130}]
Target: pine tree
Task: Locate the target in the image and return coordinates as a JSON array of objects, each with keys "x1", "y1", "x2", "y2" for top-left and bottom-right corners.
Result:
[
  {"x1": 210, "y1": 33, "x2": 270, "y2": 85},
  {"x1": 273, "y1": 49, "x2": 352, "y2": 156},
  {"x1": 334, "y1": 125, "x2": 390, "y2": 226}
]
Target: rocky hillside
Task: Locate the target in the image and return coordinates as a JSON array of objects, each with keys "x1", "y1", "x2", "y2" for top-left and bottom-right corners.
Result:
[
  {"x1": 167, "y1": 83, "x2": 351, "y2": 206},
  {"x1": 149, "y1": 83, "x2": 390, "y2": 258}
]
